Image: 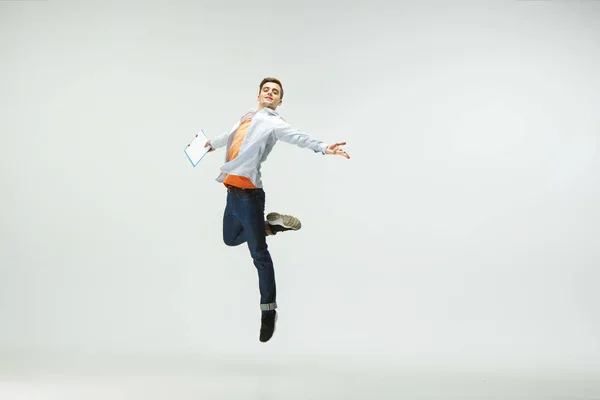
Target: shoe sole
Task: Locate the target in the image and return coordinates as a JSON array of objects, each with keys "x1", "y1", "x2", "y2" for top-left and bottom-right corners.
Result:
[{"x1": 266, "y1": 212, "x2": 302, "y2": 230}]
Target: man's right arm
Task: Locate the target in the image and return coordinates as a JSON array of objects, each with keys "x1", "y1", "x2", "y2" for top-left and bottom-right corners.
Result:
[
  {"x1": 205, "y1": 121, "x2": 241, "y2": 151},
  {"x1": 207, "y1": 131, "x2": 229, "y2": 149}
]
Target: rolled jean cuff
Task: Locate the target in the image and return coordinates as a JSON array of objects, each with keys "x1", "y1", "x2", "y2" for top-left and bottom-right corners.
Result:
[{"x1": 260, "y1": 302, "x2": 277, "y2": 311}]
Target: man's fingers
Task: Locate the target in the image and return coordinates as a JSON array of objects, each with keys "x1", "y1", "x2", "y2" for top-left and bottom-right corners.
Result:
[
  {"x1": 328, "y1": 141, "x2": 347, "y2": 149},
  {"x1": 204, "y1": 140, "x2": 215, "y2": 152},
  {"x1": 326, "y1": 143, "x2": 350, "y2": 158},
  {"x1": 325, "y1": 143, "x2": 350, "y2": 158},
  {"x1": 336, "y1": 149, "x2": 350, "y2": 159}
]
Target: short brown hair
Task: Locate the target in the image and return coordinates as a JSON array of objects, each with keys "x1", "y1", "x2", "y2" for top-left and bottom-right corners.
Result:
[{"x1": 259, "y1": 77, "x2": 284, "y2": 99}]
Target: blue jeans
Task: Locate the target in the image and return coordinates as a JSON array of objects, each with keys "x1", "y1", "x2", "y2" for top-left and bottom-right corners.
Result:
[{"x1": 222, "y1": 187, "x2": 277, "y2": 312}]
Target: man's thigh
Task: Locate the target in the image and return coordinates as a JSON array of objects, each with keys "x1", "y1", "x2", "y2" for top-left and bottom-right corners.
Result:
[
  {"x1": 223, "y1": 193, "x2": 245, "y2": 246},
  {"x1": 236, "y1": 190, "x2": 267, "y2": 251}
]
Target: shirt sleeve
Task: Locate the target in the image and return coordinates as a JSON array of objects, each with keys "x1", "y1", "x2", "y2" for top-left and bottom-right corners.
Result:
[
  {"x1": 210, "y1": 121, "x2": 240, "y2": 149},
  {"x1": 273, "y1": 119, "x2": 327, "y2": 154}
]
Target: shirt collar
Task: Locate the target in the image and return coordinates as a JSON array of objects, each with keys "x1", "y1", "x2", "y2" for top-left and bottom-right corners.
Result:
[
  {"x1": 249, "y1": 107, "x2": 279, "y2": 116},
  {"x1": 261, "y1": 107, "x2": 279, "y2": 116}
]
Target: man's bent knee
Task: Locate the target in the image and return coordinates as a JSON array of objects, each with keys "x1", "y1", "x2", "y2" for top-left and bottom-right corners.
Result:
[{"x1": 223, "y1": 237, "x2": 241, "y2": 247}]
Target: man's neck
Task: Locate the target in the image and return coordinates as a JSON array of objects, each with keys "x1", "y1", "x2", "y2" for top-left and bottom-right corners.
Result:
[{"x1": 257, "y1": 104, "x2": 277, "y2": 112}]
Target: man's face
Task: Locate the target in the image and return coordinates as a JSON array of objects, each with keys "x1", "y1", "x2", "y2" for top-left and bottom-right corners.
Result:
[{"x1": 257, "y1": 82, "x2": 283, "y2": 110}]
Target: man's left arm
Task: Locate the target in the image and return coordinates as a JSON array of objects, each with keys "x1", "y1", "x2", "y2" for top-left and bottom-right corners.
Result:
[
  {"x1": 273, "y1": 120, "x2": 328, "y2": 154},
  {"x1": 274, "y1": 120, "x2": 350, "y2": 159}
]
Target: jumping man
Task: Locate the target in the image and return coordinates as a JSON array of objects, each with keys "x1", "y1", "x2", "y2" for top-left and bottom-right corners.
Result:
[{"x1": 204, "y1": 77, "x2": 350, "y2": 342}]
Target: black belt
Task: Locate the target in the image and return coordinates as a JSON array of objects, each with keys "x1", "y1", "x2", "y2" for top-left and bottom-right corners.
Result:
[{"x1": 225, "y1": 184, "x2": 261, "y2": 193}]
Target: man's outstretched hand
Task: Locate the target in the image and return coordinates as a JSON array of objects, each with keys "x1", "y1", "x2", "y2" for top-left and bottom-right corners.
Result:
[
  {"x1": 204, "y1": 140, "x2": 215, "y2": 152},
  {"x1": 325, "y1": 142, "x2": 350, "y2": 159}
]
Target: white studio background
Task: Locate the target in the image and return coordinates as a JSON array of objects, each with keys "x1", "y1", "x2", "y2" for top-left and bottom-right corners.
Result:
[{"x1": 1, "y1": 0, "x2": 599, "y2": 376}]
